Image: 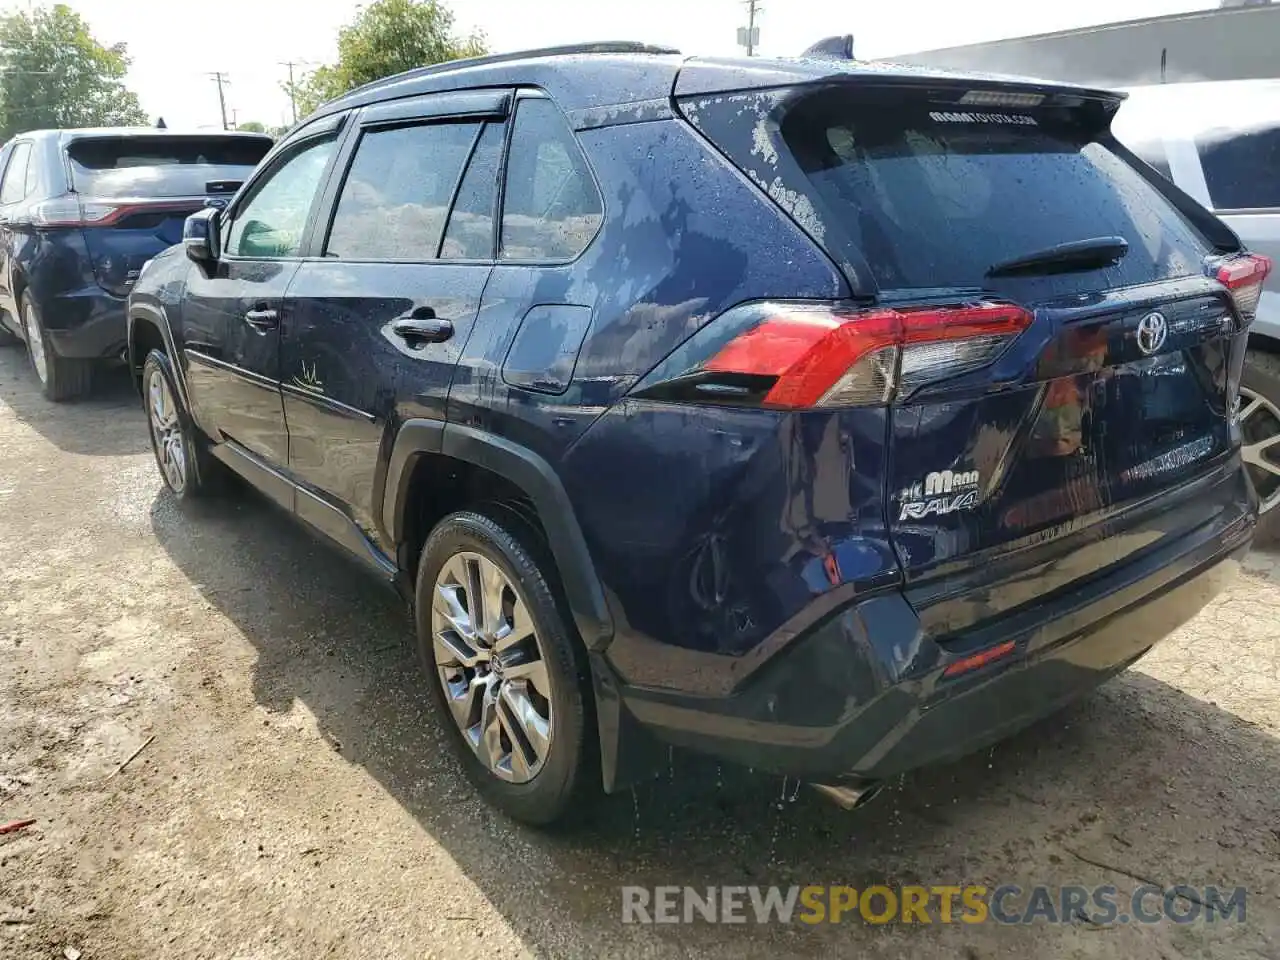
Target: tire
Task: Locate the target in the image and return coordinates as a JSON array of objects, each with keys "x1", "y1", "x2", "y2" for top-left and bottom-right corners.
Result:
[
  {"x1": 414, "y1": 510, "x2": 597, "y2": 825},
  {"x1": 1240, "y1": 347, "x2": 1280, "y2": 545},
  {"x1": 0, "y1": 316, "x2": 19, "y2": 346},
  {"x1": 142, "y1": 348, "x2": 225, "y2": 500},
  {"x1": 21, "y1": 293, "x2": 92, "y2": 402}
]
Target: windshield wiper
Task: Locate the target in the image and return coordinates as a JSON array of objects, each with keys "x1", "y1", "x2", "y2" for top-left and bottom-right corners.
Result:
[{"x1": 986, "y1": 236, "x2": 1129, "y2": 279}]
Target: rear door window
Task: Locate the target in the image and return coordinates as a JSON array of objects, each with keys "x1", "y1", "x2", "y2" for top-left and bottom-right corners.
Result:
[
  {"x1": 0, "y1": 142, "x2": 31, "y2": 204},
  {"x1": 1196, "y1": 126, "x2": 1280, "y2": 210},
  {"x1": 686, "y1": 87, "x2": 1211, "y2": 293},
  {"x1": 441, "y1": 121, "x2": 505, "y2": 260},
  {"x1": 66, "y1": 136, "x2": 272, "y2": 199},
  {"x1": 500, "y1": 98, "x2": 603, "y2": 261},
  {"x1": 325, "y1": 121, "x2": 479, "y2": 261}
]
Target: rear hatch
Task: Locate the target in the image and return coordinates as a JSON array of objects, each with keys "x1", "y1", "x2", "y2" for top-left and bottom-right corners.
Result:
[
  {"x1": 677, "y1": 75, "x2": 1262, "y2": 643},
  {"x1": 63, "y1": 135, "x2": 272, "y2": 295}
]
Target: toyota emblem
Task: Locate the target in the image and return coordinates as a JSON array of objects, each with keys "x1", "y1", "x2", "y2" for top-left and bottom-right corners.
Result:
[{"x1": 1136, "y1": 311, "x2": 1168, "y2": 356}]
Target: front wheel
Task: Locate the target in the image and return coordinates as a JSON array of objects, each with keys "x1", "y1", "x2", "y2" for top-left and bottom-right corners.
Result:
[
  {"x1": 142, "y1": 349, "x2": 223, "y2": 500},
  {"x1": 414, "y1": 511, "x2": 596, "y2": 825}
]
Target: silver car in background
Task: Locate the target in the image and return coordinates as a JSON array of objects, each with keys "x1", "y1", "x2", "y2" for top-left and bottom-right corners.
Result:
[{"x1": 1114, "y1": 79, "x2": 1280, "y2": 533}]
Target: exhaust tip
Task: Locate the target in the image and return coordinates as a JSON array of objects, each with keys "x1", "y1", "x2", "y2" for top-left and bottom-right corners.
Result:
[{"x1": 810, "y1": 780, "x2": 883, "y2": 810}]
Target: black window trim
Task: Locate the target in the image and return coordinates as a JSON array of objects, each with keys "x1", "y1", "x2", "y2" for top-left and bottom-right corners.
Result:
[
  {"x1": 0, "y1": 139, "x2": 34, "y2": 206},
  {"x1": 221, "y1": 121, "x2": 348, "y2": 263},
  {"x1": 496, "y1": 88, "x2": 606, "y2": 267}
]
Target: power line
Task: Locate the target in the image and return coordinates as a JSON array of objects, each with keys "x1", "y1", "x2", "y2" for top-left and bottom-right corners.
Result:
[{"x1": 208, "y1": 71, "x2": 230, "y2": 131}]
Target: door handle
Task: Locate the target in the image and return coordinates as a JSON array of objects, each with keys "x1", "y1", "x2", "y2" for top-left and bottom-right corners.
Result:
[
  {"x1": 392, "y1": 315, "x2": 453, "y2": 347},
  {"x1": 244, "y1": 307, "x2": 278, "y2": 331}
]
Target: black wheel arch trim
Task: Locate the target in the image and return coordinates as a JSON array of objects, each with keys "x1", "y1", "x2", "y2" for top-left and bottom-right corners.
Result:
[
  {"x1": 382, "y1": 418, "x2": 614, "y2": 650},
  {"x1": 128, "y1": 301, "x2": 192, "y2": 412}
]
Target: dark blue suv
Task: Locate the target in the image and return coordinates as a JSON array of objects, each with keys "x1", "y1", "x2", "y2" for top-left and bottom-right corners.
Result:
[
  {"x1": 0, "y1": 128, "x2": 271, "y2": 400},
  {"x1": 127, "y1": 43, "x2": 1264, "y2": 824}
]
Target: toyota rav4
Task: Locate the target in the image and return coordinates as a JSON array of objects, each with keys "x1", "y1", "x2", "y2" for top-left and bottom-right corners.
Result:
[{"x1": 127, "y1": 42, "x2": 1265, "y2": 824}]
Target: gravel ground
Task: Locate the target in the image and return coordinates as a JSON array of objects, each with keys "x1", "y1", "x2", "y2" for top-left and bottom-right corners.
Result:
[{"x1": 0, "y1": 343, "x2": 1278, "y2": 960}]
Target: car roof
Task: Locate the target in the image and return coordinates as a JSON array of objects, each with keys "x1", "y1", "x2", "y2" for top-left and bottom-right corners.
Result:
[
  {"x1": 307, "y1": 41, "x2": 1122, "y2": 124},
  {"x1": 5, "y1": 128, "x2": 273, "y2": 147}
]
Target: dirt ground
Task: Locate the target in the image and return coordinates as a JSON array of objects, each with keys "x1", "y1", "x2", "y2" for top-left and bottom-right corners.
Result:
[{"x1": 0, "y1": 343, "x2": 1278, "y2": 960}]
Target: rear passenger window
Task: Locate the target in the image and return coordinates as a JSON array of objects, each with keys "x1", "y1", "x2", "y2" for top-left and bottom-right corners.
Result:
[
  {"x1": 326, "y1": 121, "x2": 478, "y2": 260},
  {"x1": 441, "y1": 121, "x2": 505, "y2": 260},
  {"x1": 1197, "y1": 126, "x2": 1280, "y2": 210},
  {"x1": 0, "y1": 142, "x2": 31, "y2": 204},
  {"x1": 500, "y1": 99, "x2": 602, "y2": 261}
]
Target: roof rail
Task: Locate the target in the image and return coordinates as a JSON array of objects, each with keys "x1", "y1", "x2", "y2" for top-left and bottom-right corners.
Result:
[{"x1": 335, "y1": 41, "x2": 682, "y2": 103}]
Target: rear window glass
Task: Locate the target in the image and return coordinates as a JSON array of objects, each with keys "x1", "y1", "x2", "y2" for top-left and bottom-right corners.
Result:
[
  {"x1": 687, "y1": 88, "x2": 1210, "y2": 292},
  {"x1": 67, "y1": 136, "x2": 271, "y2": 199},
  {"x1": 1197, "y1": 126, "x2": 1280, "y2": 210}
]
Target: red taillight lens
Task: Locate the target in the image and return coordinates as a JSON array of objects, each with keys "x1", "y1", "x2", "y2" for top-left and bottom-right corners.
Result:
[
  {"x1": 29, "y1": 196, "x2": 198, "y2": 228},
  {"x1": 699, "y1": 301, "x2": 1031, "y2": 409},
  {"x1": 1215, "y1": 253, "x2": 1272, "y2": 320}
]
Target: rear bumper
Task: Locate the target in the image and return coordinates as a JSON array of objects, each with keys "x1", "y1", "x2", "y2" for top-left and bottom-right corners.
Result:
[
  {"x1": 41, "y1": 287, "x2": 127, "y2": 360},
  {"x1": 610, "y1": 473, "x2": 1254, "y2": 785}
]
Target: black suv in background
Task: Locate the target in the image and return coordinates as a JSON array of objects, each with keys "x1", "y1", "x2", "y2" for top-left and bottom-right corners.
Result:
[{"x1": 0, "y1": 129, "x2": 272, "y2": 400}]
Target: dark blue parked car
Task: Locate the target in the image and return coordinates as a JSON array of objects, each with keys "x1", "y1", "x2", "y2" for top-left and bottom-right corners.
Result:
[
  {"x1": 0, "y1": 128, "x2": 272, "y2": 399},
  {"x1": 127, "y1": 43, "x2": 1265, "y2": 824}
]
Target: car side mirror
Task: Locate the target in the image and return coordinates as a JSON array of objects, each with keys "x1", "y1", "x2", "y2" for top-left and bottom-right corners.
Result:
[{"x1": 183, "y1": 207, "x2": 222, "y2": 264}]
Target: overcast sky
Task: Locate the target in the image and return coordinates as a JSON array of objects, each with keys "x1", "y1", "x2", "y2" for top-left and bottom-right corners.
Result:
[{"x1": 60, "y1": 0, "x2": 1210, "y2": 129}]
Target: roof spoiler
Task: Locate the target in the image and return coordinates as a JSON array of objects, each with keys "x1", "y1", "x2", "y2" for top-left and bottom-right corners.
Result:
[{"x1": 802, "y1": 35, "x2": 854, "y2": 61}]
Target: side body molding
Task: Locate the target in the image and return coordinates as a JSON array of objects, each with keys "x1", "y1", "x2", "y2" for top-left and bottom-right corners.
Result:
[{"x1": 382, "y1": 419, "x2": 614, "y2": 650}]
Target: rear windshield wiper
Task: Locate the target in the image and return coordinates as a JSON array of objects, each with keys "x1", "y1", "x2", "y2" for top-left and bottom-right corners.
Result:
[{"x1": 986, "y1": 236, "x2": 1129, "y2": 279}]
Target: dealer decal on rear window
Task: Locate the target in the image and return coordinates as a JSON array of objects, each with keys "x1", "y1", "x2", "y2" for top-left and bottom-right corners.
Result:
[
  {"x1": 928, "y1": 111, "x2": 1038, "y2": 126},
  {"x1": 898, "y1": 469, "x2": 982, "y2": 521}
]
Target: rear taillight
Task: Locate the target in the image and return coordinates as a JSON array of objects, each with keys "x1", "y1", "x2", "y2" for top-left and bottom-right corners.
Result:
[
  {"x1": 29, "y1": 197, "x2": 118, "y2": 227},
  {"x1": 30, "y1": 195, "x2": 197, "y2": 228},
  {"x1": 635, "y1": 300, "x2": 1032, "y2": 409},
  {"x1": 1214, "y1": 252, "x2": 1272, "y2": 320}
]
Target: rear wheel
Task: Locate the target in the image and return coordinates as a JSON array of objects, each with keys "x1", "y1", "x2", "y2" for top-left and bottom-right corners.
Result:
[
  {"x1": 21, "y1": 293, "x2": 92, "y2": 402},
  {"x1": 1240, "y1": 348, "x2": 1280, "y2": 543},
  {"x1": 414, "y1": 510, "x2": 596, "y2": 825}
]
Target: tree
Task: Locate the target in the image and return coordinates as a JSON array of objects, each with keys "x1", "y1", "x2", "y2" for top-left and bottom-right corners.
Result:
[
  {"x1": 0, "y1": 4, "x2": 147, "y2": 139},
  {"x1": 236, "y1": 120, "x2": 267, "y2": 133},
  {"x1": 285, "y1": 0, "x2": 485, "y2": 118}
]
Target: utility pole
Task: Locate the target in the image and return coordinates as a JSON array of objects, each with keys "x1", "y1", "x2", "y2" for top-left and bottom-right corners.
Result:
[
  {"x1": 280, "y1": 60, "x2": 300, "y2": 124},
  {"x1": 738, "y1": 0, "x2": 761, "y2": 57},
  {"x1": 208, "y1": 71, "x2": 230, "y2": 130}
]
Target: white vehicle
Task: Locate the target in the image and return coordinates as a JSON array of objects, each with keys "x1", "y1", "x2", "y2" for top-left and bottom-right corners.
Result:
[{"x1": 1114, "y1": 79, "x2": 1280, "y2": 531}]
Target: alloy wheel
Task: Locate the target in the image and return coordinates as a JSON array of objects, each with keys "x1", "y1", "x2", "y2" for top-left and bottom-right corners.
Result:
[
  {"x1": 430, "y1": 551, "x2": 553, "y2": 783},
  {"x1": 1239, "y1": 385, "x2": 1280, "y2": 515},
  {"x1": 147, "y1": 369, "x2": 187, "y2": 494},
  {"x1": 23, "y1": 302, "x2": 47, "y2": 385}
]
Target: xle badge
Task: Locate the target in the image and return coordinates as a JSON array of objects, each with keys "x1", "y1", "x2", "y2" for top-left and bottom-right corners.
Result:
[{"x1": 898, "y1": 469, "x2": 981, "y2": 521}]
